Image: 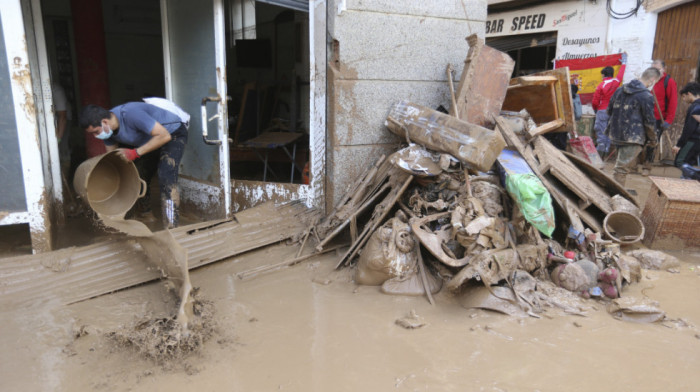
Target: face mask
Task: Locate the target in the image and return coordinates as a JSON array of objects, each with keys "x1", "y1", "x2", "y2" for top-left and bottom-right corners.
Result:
[{"x1": 95, "y1": 123, "x2": 113, "y2": 140}]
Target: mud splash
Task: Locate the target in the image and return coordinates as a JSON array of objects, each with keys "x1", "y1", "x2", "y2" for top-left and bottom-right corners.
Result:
[{"x1": 107, "y1": 289, "x2": 215, "y2": 365}]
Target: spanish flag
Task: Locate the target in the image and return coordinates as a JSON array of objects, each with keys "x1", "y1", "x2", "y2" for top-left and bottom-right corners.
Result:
[{"x1": 554, "y1": 53, "x2": 627, "y2": 105}]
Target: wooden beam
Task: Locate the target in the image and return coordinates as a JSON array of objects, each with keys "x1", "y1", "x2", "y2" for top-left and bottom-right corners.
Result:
[
  {"x1": 529, "y1": 119, "x2": 566, "y2": 137},
  {"x1": 510, "y1": 75, "x2": 557, "y2": 85}
]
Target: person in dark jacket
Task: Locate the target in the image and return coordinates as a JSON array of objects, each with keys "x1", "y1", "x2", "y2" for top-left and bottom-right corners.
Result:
[
  {"x1": 606, "y1": 67, "x2": 661, "y2": 186},
  {"x1": 673, "y1": 82, "x2": 700, "y2": 167}
]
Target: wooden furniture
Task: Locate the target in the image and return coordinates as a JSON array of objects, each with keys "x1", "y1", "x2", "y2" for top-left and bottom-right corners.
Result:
[
  {"x1": 502, "y1": 67, "x2": 576, "y2": 137},
  {"x1": 450, "y1": 34, "x2": 515, "y2": 129},
  {"x1": 242, "y1": 131, "x2": 304, "y2": 182}
]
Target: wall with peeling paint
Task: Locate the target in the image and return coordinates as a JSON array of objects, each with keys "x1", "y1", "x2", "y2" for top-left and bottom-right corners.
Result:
[{"x1": 326, "y1": 0, "x2": 487, "y2": 210}]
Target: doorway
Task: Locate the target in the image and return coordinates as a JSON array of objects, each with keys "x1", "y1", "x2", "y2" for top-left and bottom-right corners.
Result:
[
  {"x1": 226, "y1": 2, "x2": 310, "y2": 186},
  {"x1": 38, "y1": 0, "x2": 325, "y2": 222},
  {"x1": 487, "y1": 31, "x2": 557, "y2": 77}
]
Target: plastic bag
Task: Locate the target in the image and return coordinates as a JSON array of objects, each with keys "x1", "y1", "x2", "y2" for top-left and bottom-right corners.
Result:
[{"x1": 505, "y1": 173, "x2": 555, "y2": 237}]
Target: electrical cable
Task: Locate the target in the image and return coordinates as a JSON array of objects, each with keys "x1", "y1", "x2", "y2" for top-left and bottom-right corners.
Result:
[{"x1": 606, "y1": 0, "x2": 643, "y2": 20}]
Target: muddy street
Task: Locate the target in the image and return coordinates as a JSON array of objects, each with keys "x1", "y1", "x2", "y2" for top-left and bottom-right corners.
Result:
[{"x1": 1, "y1": 239, "x2": 699, "y2": 391}]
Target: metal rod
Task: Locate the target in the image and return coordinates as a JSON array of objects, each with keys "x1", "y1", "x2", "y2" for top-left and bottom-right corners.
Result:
[{"x1": 237, "y1": 243, "x2": 347, "y2": 279}]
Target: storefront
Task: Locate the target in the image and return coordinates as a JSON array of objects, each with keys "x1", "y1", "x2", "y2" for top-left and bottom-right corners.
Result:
[{"x1": 486, "y1": 0, "x2": 656, "y2": 83}]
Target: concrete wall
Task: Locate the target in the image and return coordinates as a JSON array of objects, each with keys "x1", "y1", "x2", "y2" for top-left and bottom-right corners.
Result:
[{"x1": 326, "y1": 0, "x2": 486, "y2": 209}]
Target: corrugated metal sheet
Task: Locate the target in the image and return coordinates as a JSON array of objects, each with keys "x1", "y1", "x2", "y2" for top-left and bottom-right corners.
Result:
[{"x1": 0, "y1": 201, "x2": 317, "y2": 309}]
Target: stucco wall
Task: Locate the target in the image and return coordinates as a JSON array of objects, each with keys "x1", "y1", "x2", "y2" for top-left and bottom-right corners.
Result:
[
  {"x1": 606, "y1": 0, "x2": 657, "y2": 84},
  {"x1": 326, "y1": 0, "x2": 487, "y2": 209}
]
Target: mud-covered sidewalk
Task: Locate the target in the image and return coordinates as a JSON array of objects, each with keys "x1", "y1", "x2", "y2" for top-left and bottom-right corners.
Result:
[{"x1": 1, "y1": 222, "x2": 699, "y2": 392}]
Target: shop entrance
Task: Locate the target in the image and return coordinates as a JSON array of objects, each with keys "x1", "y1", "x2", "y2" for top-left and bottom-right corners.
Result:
[{"x1": 487, "y1": 31, "x2": 557, "y2": 77}]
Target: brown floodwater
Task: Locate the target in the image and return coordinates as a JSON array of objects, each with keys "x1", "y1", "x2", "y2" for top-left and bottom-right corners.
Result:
[
  {"x1": 1, "y1": 165, "x2": 697, "y2": 391},
  {"x1": 1, "y1": 240, "x2": 699, "y2": 392}
]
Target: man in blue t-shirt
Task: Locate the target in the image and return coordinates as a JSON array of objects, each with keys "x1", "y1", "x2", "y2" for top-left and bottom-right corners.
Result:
[{"x1": 79, "y1": 102, "x2": 188, "y2": 229}]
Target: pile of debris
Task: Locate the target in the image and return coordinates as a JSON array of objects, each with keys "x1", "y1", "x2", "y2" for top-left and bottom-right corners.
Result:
[{"x1": 314, "y1": 35, "x2": 671, "y2": 320}]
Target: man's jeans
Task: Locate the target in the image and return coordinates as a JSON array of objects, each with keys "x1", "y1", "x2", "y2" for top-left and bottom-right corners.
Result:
[{"x1": 594, "y1": 110, "x2": 611, "y2": 155}]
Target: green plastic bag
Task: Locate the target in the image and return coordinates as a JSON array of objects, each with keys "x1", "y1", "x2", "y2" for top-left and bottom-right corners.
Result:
[{"x1": 505, "y1": 173, "x2": 555, "y2": 237}]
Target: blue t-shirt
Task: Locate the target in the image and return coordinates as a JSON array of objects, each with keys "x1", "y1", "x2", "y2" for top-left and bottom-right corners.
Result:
[{"x1": 105, "y1": 102, "x2": 183, "y2": 147}]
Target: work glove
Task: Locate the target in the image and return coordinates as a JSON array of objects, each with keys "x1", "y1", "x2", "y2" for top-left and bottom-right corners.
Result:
[
  {"x1": 121, "y1": 148, "x2": 141, "y2": 161},
  {"x1": 659, "y1": 121, "x2": 671, "y2": 130}
]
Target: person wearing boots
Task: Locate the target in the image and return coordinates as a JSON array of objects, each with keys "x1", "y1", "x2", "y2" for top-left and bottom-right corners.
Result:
[
  {"x1": 79, "y1": 102, "x2": 188, "y2": 229},
  {"x1": 606, "y1": 67, "x2": 661, "y2": 187}
]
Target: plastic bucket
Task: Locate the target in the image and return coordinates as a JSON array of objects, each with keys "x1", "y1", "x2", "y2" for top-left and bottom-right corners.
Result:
[
  {"x1": 603, "y1": 211, "x2": 645, "y2": 244},
  {"x1": 73, "y1": 151, "x2": 147, "y2": 218}
]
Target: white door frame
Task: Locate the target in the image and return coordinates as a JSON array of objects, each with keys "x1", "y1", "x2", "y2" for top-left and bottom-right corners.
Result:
[
  {"x1": 308, "y1": 0, "x2": 326, "y2": 212},
  {"x1": 161, "y1": 0, "x2": 232, "y2": 218},
  {"x1": 161, "y1": 0, "x2": 326, "y2": 216},
  {"x1": 0, "y1": 0, "x2": 53, "y2": 252}
]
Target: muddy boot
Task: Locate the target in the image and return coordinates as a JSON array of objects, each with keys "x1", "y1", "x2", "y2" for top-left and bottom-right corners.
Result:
[{"x1": 161, "y1": 198, "x2": 178, "y2": 229}]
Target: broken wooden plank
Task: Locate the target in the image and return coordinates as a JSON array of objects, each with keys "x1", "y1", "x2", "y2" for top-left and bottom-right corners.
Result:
[
  {"x1": 237, "y1": 243, "x2": 347, "y2": 280},
  {"x1": 386, "y1": 100, "x2": 506, "y2": 172},
  {"x1": 450, "y1": 34, "x2": 515, "y2": 129},
  {"x1": 510, "y1": 76, "x2": 557, "y2": 85},
  {"x1": 0, "y1": 201, "x2": 316, "y2": 308},
  {"x1": 530, "y1": 119, "x2": 565, "y2": 138},
  {"x1": 494, "y1": 115, "x2": 589, "y2": 233},
  {"x1": 335, "y1": 172, "x2": 413, "y2": 269},
  {"x1": 316, "y1": 155, "x2": 389, "y2": 241},
  {"x1": 532, "y1": 136, "x2": 613, "y2": 215},
  {"x1": 563, "y1": 151, "x2": 640, "y2": 208}
]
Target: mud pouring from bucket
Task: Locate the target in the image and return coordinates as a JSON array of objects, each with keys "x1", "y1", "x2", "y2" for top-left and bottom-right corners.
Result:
[
  {"x1": 74, "y1": 150, "x2": 147, "y2": 221},
  {"x1": 73, "y1": 151, "x2": 195, "y2": 328}
]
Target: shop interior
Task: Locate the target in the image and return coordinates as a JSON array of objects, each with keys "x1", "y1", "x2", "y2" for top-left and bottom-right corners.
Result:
[
  {"x1": 40, "y1": 0, "x2": 310, "y2": 187},
  {"x1": 487, "y1": 31, "x2": 557, "y2": 76}
]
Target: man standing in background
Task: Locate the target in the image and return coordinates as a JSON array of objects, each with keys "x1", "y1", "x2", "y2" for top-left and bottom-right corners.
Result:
[
  {"x1": 606, "y1": 67, "x2": 660, "y2": 186},
  {"x1": 592, "y1": 66, "x2": 620, "y2": 158},
  {"x1": 641, "y1": 59, "x2": 678, "y2": 175}
]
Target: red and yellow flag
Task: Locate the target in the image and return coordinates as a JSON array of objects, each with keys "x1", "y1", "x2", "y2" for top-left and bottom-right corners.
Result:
[{"x1": 555, "y1": 53, "x2": 627, "y2": 105}]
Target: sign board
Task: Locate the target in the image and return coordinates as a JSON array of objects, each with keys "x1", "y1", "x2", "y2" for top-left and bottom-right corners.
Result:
[{"x1": 487, "y1": 0, "x2": 609, "y2": 61}]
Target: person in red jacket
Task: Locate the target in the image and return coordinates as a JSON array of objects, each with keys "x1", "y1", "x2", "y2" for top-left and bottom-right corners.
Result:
[
  {"x1": 640, "y1": 59, "x2": 678, "y2": 175},
  {"x1": 592, "y1": 66, "x2": 620, "y2": 157},
  {"x1": 651, "y1": 59, "x2": 678, "y2": 130}
]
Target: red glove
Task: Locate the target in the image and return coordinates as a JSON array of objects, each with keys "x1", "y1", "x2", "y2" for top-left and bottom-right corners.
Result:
[{"x1": 122, "y1": 148, "x2": 141, "y2": 161}]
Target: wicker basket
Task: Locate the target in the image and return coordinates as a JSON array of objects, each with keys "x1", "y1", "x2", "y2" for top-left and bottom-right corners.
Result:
[{"x1": 641, "y1": 177, "x2": 700, "y2": 250}]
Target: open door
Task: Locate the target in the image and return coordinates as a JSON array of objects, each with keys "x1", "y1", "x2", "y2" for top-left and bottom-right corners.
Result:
[{"x1": 161, "y1": 0, "x2": 231, "y2": 219}]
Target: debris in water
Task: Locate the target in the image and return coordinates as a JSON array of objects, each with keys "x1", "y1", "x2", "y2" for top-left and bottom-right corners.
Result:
[
  {"x1": 395, "y1": 310, "x2": 427, "y2": 329},
  {"x1": 107, "y1": 289, "x2": 215, "y2": 364}
]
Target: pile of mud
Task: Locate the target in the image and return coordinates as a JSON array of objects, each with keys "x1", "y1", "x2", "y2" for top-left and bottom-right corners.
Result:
[{"x1": 107, "y1": 289, "x2": 215, "y2": 364}]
